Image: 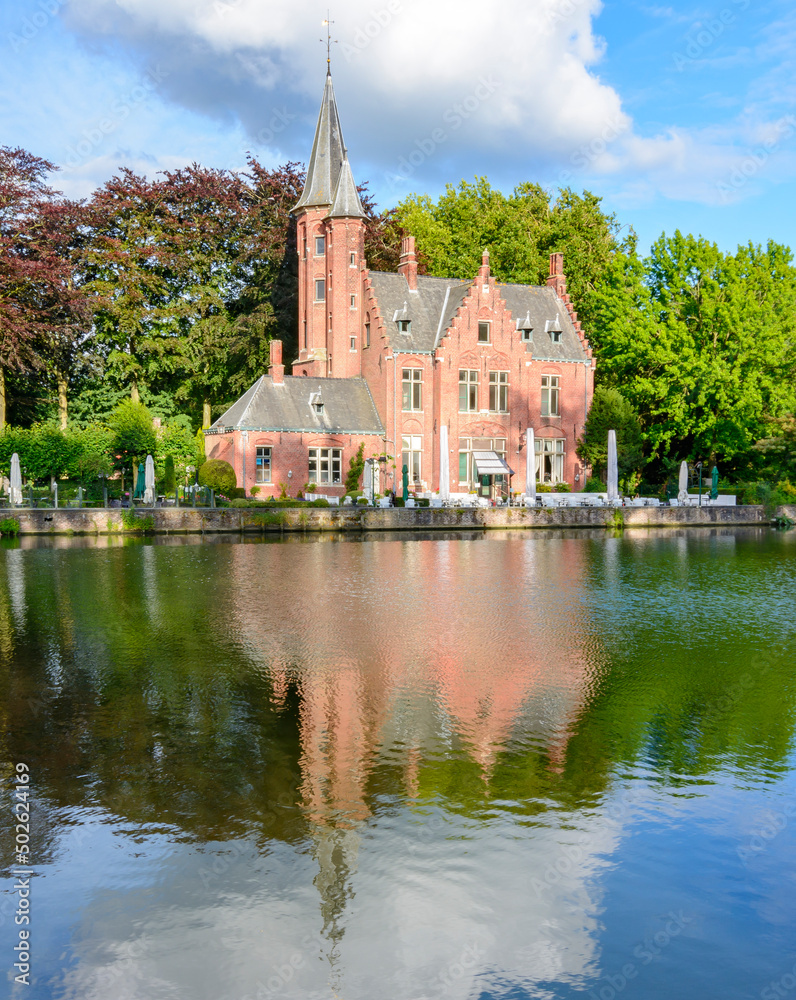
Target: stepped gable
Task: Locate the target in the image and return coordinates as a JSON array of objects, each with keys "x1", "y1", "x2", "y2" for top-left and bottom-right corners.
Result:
[
  {"x1": 496, "y1": 283, "x2": 590, "y2": 362},
  {"x1": 367, "y1": 272, "x2": 470, "y2": 353},
  {"x1": 210, "y1": 376, "x2": 384, "y2": 435}
]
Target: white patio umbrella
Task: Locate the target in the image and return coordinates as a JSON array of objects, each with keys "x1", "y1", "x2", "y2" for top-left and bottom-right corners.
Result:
[
  {"x1": 525, "y1": 428, "x2": 536, "y2": 500},
  {"x1": 144, "y1": 454, "x2": 156, "y2": 506},
  {"x1": 606, "y1": 430, "x2": 619, "y2": 500},
  {"x1": 678, "y1": 460, "x2": 689, "y2": 501},
  {"x1": 439, "y1": 425, "x2": 450, "y2": 500},
  {"x1": 10, "y1": 453, "x2": 22, "y2": 506}
]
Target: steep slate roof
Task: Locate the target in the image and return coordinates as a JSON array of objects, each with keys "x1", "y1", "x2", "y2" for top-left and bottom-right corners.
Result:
[
  {"x1": 328, "y1": 156, "x2": 366, "y2": 219},
  {"x1": 210, "y1": 376, "x2": 384, "y2": 434},
  {"x1": 294, "y1": 72, "x2": 360, "y2": 213},
  {"x1": 368, "y1": 272, "x2": 588, "y2": 361},
  {"x1": 496, "y1": 283, "x2": 586, "y2": 362},
  {"x1": 368, "y1": 272, "x2": 470, "y2": 353}
]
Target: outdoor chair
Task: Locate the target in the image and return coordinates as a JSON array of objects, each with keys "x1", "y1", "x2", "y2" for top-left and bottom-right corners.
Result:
[
  {"x1": 430, "y1": 497, "x2": 443, "y2": 508},
  {"x1": 405, "y1": 497, "x2": 416, "y2": 508},
  {"x1": 378, "y1": 497, "x2": 392, "y2": 508}
]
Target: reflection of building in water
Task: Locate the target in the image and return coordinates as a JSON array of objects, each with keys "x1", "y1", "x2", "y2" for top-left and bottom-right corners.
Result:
[
  {"x1": 223, "y1": 536, "x2": 603, "y2": 986},
  {"x1": 227, "y1": 536, "x2": 598, "y2": 799}
]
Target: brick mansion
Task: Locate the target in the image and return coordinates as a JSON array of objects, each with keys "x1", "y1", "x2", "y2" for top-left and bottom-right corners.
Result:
[{"x1": 205, "y1": 70, "x2": 596, "y2": 499}]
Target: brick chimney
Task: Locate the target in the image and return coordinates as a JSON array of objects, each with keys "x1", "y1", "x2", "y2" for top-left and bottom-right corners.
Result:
[
  {"x1": 478, "y1": 249, "x2": 490, "y2": 281},
  {"x1": 268, "y1": 339, "x2": 285, "y2": 384},
  {"x1": 398, "y1": 236, "x2": 418, "y2": 290},
  {"x1": 547, "y1": 252, "x2": 566, "y2": 298}
]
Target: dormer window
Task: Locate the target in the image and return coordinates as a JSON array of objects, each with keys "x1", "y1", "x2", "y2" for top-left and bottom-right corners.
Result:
[
  {"x1": 517, "y1": 311, "x2": 533, "y2": 342},
  {"x1": 545, "y1": 313, "x2": 563, "y2": 344},
  {"x1": 310, "y1": 387, "x2": 325, "y2": 415},
  {"x1": 394, "y1": 301, "x2": 411, "y2": 334}
]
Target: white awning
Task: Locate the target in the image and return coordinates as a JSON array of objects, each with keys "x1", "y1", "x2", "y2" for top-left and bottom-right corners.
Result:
[{"x1": 473, "y1": 451, "x2": 511, "y2": 476}]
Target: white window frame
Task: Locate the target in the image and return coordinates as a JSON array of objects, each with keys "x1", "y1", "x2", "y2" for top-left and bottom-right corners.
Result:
[
  {"x1": 459, "y1": 370, "x2": 479, "y2": 412},
  {"x1": 541, "y1": 374, "x2": 560, "y2": 417},
  {"x1": 308, "y1": 447, "x2": 342, "y2": 485},
  {"x1": 478, "y1": 321, "x2": 490, "y2": 343},
  {"x1": 314, "y1": 278, "x2": 325, "y2": 302},
  {"x1": 315, "y1": 236, "x2": 325, "y2": 256},
  {"x1": 402, "y1": 368, "x2": 423, "y2": 411},
  {"x1": 402, "y1": 435, "x2": 422, "y2": 484},
  {"x1": 489, "y1": 371, "x2": 508, "y2": 413},
  {"x1": 255, "y1": 446, "x2": 272, "y2": 484},
  {"x1": 535, "y1": 438, "x2": 565, "y2": 484}
]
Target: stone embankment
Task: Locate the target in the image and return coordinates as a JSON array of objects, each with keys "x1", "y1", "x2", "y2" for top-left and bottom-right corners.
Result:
[{"x1": 2, "y1": 503, "x2": 783, "y2": 536}]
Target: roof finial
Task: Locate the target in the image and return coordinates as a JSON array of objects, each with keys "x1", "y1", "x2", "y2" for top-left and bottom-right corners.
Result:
[{"x1": 321, "y1": 13, "x2": 336, "y2": 74}]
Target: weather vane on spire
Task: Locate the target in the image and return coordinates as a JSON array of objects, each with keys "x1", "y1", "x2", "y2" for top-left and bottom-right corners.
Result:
[{"x1": 321, "y1": 12, "x2": 336, "y2": 73}]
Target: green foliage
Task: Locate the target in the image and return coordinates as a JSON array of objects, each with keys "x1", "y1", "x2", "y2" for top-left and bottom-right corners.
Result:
[
  {"x1": 227, "y1": 487, "x2": 247, "y2": 500},
  {"x1": 0, "y1": 517, "x2": 20, "y2": 536},
  {"x1": 395, "y1": 177, "x2": 625, "y2": 332},
  {"x1": 590, "y1": 235, "x2": 796, "y2": 473},
  {"x1": 345, "y1": 443, "x2": 365, "y2": 495},
  {"x1": 163, "y1": 454, "x2": 176, "y2": 494},
  {"x1": 577, "y1": 386, "x2": 644, "y2": 480},
  {"x1": 584, "y1": 476, "x2": 604, "y2": 493},
  {"x1": 0, "y1": 422, "x2": 113, "y2": 481},
  {"x1": 197, "y1": 459, "x2": 236, "y2": 494},
  {"x1": 108, "y1": 400, "x2": 156, "y2": 470},
  {"x1": 554, "y1": 482, "x2": 571, "y2": 492}
]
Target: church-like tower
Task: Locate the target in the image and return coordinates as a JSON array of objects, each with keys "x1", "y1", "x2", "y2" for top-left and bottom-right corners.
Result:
[{"x1": 293, "y1": 71, "x2": 367, "y2": 378}]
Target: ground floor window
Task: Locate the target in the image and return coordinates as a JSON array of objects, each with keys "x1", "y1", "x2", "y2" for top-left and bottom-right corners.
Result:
[
  {"x1": 255, "y1": 447, "x2": 272, "y2": 483},
  {"x1": 309, "y1": 447, "x2": 342, "y2": 485},
  {"x1": 535, "y1": 438, "x2": 565, "y2": 483},
  {"x1": 402, "y1": 435, "x2": 422, "y2": 484},
  {"x1": 458, "y1": 437, "x2": 507, "y2": 489}
]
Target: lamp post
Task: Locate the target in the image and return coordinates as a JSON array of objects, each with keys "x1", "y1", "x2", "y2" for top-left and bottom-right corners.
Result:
[{"x1": 695, "y1": 461, "x2": 703, "y2": 507}]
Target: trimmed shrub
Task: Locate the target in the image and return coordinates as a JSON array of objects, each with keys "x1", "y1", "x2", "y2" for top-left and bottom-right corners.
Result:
[
  {"x1": 198, "y1": 459, "x2": 236, "y2": 494},
  {"x1": 583, "y1": 476, "x2": 604, "y2": 493},
  {"x1": 163, "y1": 454, "x2": 176, "y2": 494},
  {"x1": 554, "y1": 482, "x2": 571, "y2": 492}
]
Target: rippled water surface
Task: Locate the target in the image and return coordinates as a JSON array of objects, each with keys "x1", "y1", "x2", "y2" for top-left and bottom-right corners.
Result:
[{"x1": 1, "y1": 527, "x2": 796, "y2": 999}]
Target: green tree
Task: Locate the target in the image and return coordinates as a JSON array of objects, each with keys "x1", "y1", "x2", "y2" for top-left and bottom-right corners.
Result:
[
  {"x1": 590, "y1": 233, "x2": 796, "y2": 474},
  {"x1": 577, "y1": 387, "x2": 644, "y2": 481},
  {"x1": 344, "y1": 443, "x2": 365, "y2": 495},
  {"x1": 394, "y1": 178, "x2": 626, "y2": 331},
  {"x1": 108, "y1": 399, "x2": 156, "y2": 472}
]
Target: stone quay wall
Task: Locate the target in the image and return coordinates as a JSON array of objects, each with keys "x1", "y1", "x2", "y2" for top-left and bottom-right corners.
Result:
[{"x1": 1, "y1": 503, "x2": 776, "y2": 536}]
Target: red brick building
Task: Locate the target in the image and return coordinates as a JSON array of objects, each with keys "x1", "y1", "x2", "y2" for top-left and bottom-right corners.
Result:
[{"x1": 206, "y1": 71, "x2": 595, "y2": 499}]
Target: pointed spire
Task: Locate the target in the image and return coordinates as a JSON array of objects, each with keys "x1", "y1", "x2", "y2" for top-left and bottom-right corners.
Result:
[
  {"x1": 294, "y1": 73, "x2": 348, "y2": 212},
  {"x1": 326, "y1": 155, "x2": 366, "y2": 219}
]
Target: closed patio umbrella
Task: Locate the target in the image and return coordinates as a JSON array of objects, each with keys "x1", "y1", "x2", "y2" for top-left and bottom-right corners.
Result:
[
  {"x1": 439, "y1": 425, "x2": 450, "y2": 501},
  {"x1": 402, "y1": 464, "x2": 409, "y2": 503},
  {"x1": 133, "y1": 462, "x2": 146, "y2": 499},
  {"x1": 525, "y1": 428, "x2": 536, "y2": 501},
  {"x1": 10, "y1": 453, "x2": 22, "y2": 506},
  {"x1": 607, "y1": 430, "x2": 619, "y2": 500},
  {"x1": 144, "y1": 454, "x2": 156, "y2": 505},
  {"x1": 711, "y1": 465, "x2": 719, "y2": 500},
  {"x1": 678, "y1": 460, "x2": 689, "y2": 501}
]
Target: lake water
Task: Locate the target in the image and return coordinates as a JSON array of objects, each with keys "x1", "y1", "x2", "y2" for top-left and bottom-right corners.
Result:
[{"x1": 1, "y1": 527, "x2": 795, "y2": 1000}]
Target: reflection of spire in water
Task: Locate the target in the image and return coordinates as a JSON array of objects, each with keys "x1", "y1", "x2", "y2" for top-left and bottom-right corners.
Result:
[
  {"x1": 5, "y1": 549, "x2": 26, "y2": 627},
  {"x1": 311, "y1": 822, "x2": 361, "y2": 991}
]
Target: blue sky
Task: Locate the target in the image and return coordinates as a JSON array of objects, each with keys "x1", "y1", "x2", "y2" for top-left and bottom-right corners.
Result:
[{"x1": 1, "y1": 0, "x2": 794, "y2": 255}]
